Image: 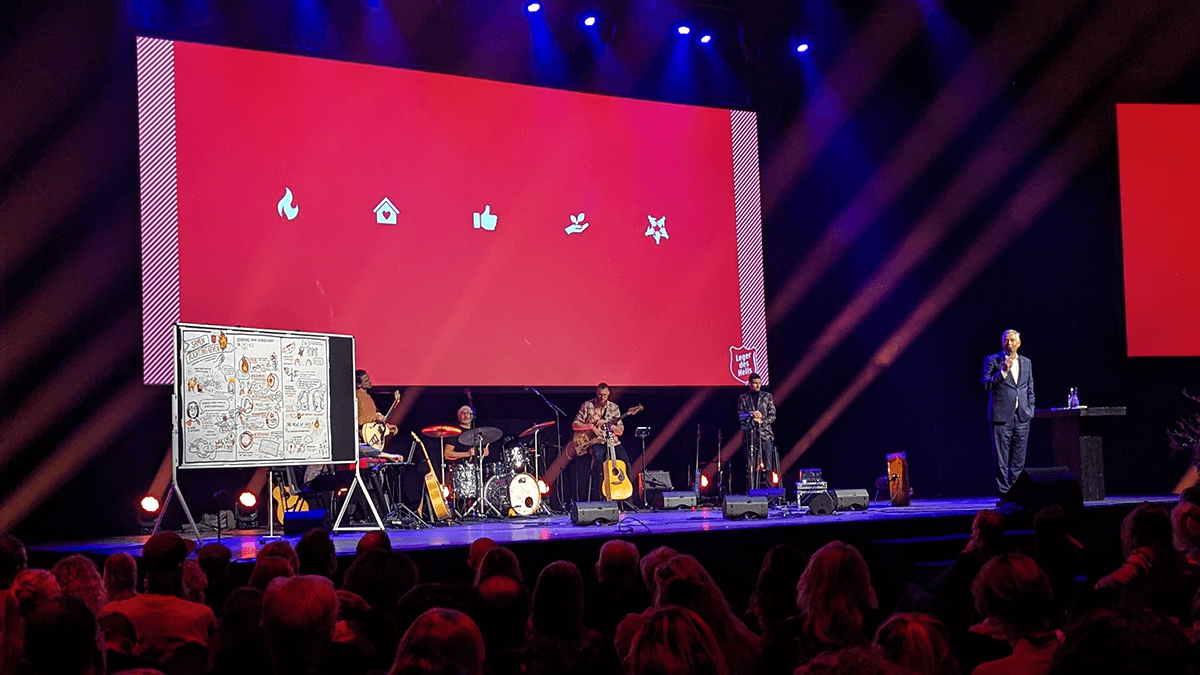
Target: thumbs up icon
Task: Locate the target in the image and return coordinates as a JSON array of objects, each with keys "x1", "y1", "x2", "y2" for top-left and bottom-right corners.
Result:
[{"x1": 473, "y1": 205, "x2": 498, "y2": 231}]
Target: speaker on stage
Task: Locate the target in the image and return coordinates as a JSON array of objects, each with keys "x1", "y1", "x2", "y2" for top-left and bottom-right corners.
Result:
[
  {"x1": 283, "y1": 508, "x2": 328, "y2": 535},
  {"x1": 806, "y1": 491, "x2": 836, "y2": 515},
  {"x1": 571, "y1": 501, "x2": 619, "y2": 526},
  {"x1": 652, "y1": 491, "x2": 697, "y2": 510},
  {"x1": 722, "y1": 495, "x2": 769, "y2": 520},
  {"x1": 1005, "y1": 467, "x2": 1083, "y2": 512},
  {"x1": 833, "y1": 489, "x2": 870, "y2": 512}
]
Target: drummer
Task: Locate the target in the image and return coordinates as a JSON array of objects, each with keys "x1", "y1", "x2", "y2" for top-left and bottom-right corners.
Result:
[{"x1": 444, "y1": 405, "x2": 490, "y2": 462}]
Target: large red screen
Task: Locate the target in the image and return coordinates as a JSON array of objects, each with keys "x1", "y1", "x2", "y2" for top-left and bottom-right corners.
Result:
[
  {"x1": 138, "y1": 38, "x2": 767, "y2": 386},
  {"x1": 1117, "y1": 104, "x2": 1200, "y2": 357}
]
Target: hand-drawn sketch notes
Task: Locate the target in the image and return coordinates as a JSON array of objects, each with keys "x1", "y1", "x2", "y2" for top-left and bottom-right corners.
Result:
[{"x1": 178, "y1": 327, "x2": 332, "y2": 468}]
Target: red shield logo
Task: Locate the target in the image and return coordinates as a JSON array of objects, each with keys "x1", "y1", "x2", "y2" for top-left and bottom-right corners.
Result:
[{"x1": 729, "y1": 346, "x2": 758, "y2": 384}]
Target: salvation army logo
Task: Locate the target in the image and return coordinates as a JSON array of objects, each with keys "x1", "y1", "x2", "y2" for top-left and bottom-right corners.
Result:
[{"x1": 729, "y1": 346, "x2": 758, "y2": 384}]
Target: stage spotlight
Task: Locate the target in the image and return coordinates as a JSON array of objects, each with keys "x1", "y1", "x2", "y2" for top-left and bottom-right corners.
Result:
[
  {"x1": 138, "y1": 495, "x2": 162, "y2": 534},
  {"x1": 526, "y1": 2, "x2": 541, "y2": 12},
  {"x1": 583, "y1": 15, "x2": 596, "y2": 27},
  {"x1": 235, "y1": 491, "x2": 258, "y2": 528},
  {"x1": 538, "y1": 479, "x2": 550, "y2": 495},
  {"x1": 796, "y1": 43, "x2": 809, "y2": 53},
  {"x1": 700, "y1": 474, "x2": 710, "y2": 489},
  {"x1": 700, "y1": 34, "x2": 712, "y2": 44},
  {"x1": 771, "y1": 471, "x2": 780, "y2": 486},
  {"x1": 677, "y1": 25, "x2": 691, "y2": 35}
]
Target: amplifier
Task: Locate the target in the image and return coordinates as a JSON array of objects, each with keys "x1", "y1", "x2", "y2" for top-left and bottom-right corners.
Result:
[
  {"x1": 722, "y1": 495, "x2": 769, "y2": 520},
  {"x1": 571, "y1": 501, "x2": 619, "y2": 526}
]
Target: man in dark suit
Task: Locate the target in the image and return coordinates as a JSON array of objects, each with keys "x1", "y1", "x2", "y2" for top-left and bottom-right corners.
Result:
[
  {"x1": 738, "y1": 373, "x2": 778, "y2": 490},
  {"x1": 983, "y1": 330, "x2": 1035, "y2": 497}
]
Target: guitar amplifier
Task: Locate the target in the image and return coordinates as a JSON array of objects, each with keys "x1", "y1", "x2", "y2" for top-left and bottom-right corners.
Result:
[{"x1": 640, "y1": 470, "x2": 673, "y2": 503}]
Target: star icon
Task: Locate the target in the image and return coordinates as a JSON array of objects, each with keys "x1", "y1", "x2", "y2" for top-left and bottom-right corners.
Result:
[{"x1": 645, "y1": 215, "x2": 668, "y2": 244}]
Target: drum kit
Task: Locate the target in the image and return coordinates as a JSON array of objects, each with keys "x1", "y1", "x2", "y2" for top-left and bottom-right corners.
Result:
[{"x1": 420, "y1": 420, "x2": 555, "y2": 518}]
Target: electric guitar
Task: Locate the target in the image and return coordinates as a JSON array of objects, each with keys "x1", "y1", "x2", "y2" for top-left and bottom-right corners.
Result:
[
  {"x1": 360, "y1": 390, "x2": 403, "y2": 450},
  {"x1": 599, "y1": 423, "x2": 634, "y2": 501},
  {"x1": 411, "y1": 432, "x2": 451, "y2": 521},
  {"x1": 569, "y1": 404, "x2": 644, "y2": 457}
]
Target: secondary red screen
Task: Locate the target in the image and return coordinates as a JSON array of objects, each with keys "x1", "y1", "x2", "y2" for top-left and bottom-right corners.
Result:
[
  {"x1": 1117, "y1": 104, "x2": 1200, "y2": 357},
  {"x1": 139, "y1": 39, "x2": 767, "y2": 386}
]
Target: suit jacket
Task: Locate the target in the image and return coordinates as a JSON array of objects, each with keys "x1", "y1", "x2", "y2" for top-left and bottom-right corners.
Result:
[
  {"x1": 982, "y1": 353, "x2": 1035, "y2": 423},
  {"x1": 738, "y1": 390, "x2": 777, "y2": 442}
]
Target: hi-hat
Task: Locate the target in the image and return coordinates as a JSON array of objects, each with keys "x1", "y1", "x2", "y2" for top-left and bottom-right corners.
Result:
[
  {"x1": 457, "y1": 426, "x2": 503, "y2": 447},
  {"x1": 421, "y1": 425, "x2": 462, "y2": 438},
  {"x1": 519, "y1": 421, "x2": 555, "y2": 438}
]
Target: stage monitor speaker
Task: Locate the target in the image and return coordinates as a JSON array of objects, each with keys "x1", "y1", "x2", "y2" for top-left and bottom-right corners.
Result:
[
  {"x1": 723, "y1": 495, "x2": 769, "y2": 520},
  {"x1": 832, "y1": 489, "x2": 870, "y2": 512},
  {"x1": 806, "y1": 491, "x2": 836, "y2": 515},
  {"x1": 653, "y1": 491, "x2": 697, "y2": 510},
  {"x1": 1006, "y1": 467, "x2": 1084, "y2": 513},
  {"x1": 283, "y1": 508, "x2": 328, "y2": 535},
  {"x1": 571, "y1": 501, "x2": 619, "y2": 526}
]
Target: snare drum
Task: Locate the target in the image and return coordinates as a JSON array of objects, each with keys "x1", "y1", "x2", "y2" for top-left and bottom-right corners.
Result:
[{"x1": 449, "y1": 463, "x2": 478, "y2": 500}]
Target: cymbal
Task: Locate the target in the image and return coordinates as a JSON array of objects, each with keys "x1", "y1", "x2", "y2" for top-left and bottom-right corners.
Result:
[
  {"x1": 421, "y1": 425, "x2": 462, "y2": 438},
  {"x1": 457, "y1": 426, "x2": 503, "y2": 447},
  {"x1": 519, "y1": 420, "x2": 555, "y2": 438}
]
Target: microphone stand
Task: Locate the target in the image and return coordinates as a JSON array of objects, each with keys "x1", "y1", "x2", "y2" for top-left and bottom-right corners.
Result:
[{"x1": 526, "y1": 386, "x2": 567, "y2": 510}]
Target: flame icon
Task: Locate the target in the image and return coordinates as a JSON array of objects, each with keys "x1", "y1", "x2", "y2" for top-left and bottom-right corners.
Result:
[{"x1": 277, "y1": 187, "x2": 299, "y2": 220}]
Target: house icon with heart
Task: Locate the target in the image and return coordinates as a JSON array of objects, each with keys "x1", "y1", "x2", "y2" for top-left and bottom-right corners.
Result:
[{"x1": 373, "y1": 197, "x2": 399, "y2": 225}]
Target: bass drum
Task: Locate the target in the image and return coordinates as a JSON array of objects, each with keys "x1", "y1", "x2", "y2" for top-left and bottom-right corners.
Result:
[
  {"x1": 484, "y1": 473, "x2": 541, "y2": 516},
  {"x1": 507, "y1": 473, "x2": 541, "y2": 516},
  {"x1": 449, "y1": 463, "x2": 479, "y2": 500}
]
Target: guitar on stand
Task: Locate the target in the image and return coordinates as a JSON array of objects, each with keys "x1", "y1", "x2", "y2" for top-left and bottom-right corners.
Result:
[
  {"x1": 598, "y1": 418, "x2": 635, "y2": 502},
  {"x1": 411, "y1": 432, "x2": 451, "y2": 521}
]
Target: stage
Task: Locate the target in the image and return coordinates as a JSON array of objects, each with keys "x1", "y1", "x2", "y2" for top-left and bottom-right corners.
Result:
[{"x1": 26, "y1": 495, "x2": 1173, "y2": 612}]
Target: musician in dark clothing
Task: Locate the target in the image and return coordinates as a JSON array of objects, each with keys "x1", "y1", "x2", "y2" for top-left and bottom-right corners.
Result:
[{"x1": 737, "y1": 373, "x2": 778, "y2": 490}]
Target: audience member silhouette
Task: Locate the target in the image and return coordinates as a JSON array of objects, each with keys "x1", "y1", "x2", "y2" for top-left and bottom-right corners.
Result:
[
  {"x1": 390, "y1": 607, "x2": 485, "y2": 675},
  {"x1": 467, "y1": 574, "x2": 529, "y2": 675},
  {"x1": 297, "y1": 528, "x2": 338, "y2": 577},
  {"x1": 652, "y1": 554, "x2": 762, "y2": 675},
  {"x1": 765, "y1": 540, "x2": 878, "y2": 674},
  {"x1": 248, "y1": 557, "x2": 294, "y2": 592},
  {"x1": 586, "y1": 540, "x2": 649, "y2": 652},
  {"x1": 1030, "y1": 506, "x2": 1087, "y2": 619},
  {"x1": 873, "y1": 612, "x2": 960, "y2": 675},
  {"x1": 613, "y1": 545, "x2": 678, "y2": 659},
  {"x1": 196, "y1": 542, "x2": 233, "y2": 616},
  {"x1": 208, "y1": 587, "x2": 270, "y2": 675},
  {"x1": 474, "y1": 546, "x2": 524, "y2": 587},
  {"x1": 103, "y1": 552, "x2": 138, "y2": 603},
  {"x1": 98, "y1": 610, "x2": 163, "y2": 673},
  {"x1": 745, "y1": 543, "x2": 808, "y2": 643},
  {"x1": 1096, "y1": 501, "x2": 1200, "y2": 622},
  {"x1": 50, "y1": 555, "x2": 107, "y2": 615},
  {"x1": 102, "y1": 531, "x2": 216, "y2": 660},
  {"x1": 356, "y1": 530, "x2": 393, "y2": 556},
  {"x1": 342, "y1": 549, "x2": 419, "y2": 611},
  {"x1": 22, "y1": 595, "x2": 103, "y2": 675},
  {"x1": 1050, "y1": 606, "x2": 1197, "y2": 674},
  {"x1": 261, "y1": 575, "x2": 339, "y2": 675},
  {"x1": 971, "y1": 553, "x2": 1058, "y2": 675},
  {"x1": 258, "y1": 540, "x2": 300, "y2": 574},
  {"x1": 524, "y1": 560, "x2": 605, "y2": 675},
  {"x1": 396, "y1": 583, "x2": 454, "y2": 637},
  {"x1": 623, "y1": 606, "x2": 730, "y2": 675}
]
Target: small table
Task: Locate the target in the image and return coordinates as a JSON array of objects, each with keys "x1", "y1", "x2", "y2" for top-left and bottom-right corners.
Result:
[{"x1": 1033, "y1": 407, "x2": 1126, "y2": 501}]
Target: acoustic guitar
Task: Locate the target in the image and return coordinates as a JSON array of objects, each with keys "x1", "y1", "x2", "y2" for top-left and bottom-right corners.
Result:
[
  {"x1": 272, "y1": 484, "x2": 309, "y2": 525},
  {"x1": 360, "y1": 390, "x2": 403, "y2": 450},
  {"x1": 569, "y1": 404, "x2": 644, "y2": 456},
  {"x1": 598, "y1": 421, "x2": 634, "y2": 501},
  {"x1": 411, "y1": 432, "x2": 450, "y2": 521}
]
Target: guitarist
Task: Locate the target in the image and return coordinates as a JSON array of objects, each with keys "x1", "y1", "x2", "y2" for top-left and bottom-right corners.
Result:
[{"x1": 570, "y1": 383, "x2": 632, "y2": 502}]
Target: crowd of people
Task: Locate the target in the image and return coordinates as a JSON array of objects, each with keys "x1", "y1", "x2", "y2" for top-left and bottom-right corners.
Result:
[{"x1": 4, "y1": 494, "x2": 1200, "y2": 674}]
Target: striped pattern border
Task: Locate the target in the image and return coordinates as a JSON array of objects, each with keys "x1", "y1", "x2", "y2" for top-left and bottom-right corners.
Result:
[
  {"x1": 731, "y1": 110, "x2": 770, "y2": 384},
  {"x1": 137, "y1": 37, "x2": 180, "y2": 386}
]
